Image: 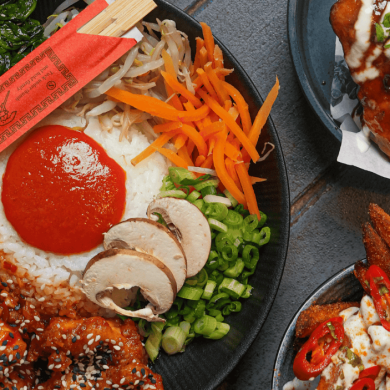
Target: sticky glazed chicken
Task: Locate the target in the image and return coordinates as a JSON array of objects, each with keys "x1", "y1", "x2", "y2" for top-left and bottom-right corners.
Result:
[
  {"x1": 0, "y1": 281, "x2": 163, "y2": 390},
  {"x1": 283, "y1": 204, "x2": 390, "y2": 390},
  {"x1": 331, "y1": 0, "x2": 390, "y2": 156}
]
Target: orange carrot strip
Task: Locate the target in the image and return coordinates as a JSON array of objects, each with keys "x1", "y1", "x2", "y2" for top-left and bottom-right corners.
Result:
[
  {"x1": 225, "y1": 141, "x2": 241, "y2": 161},
  {"x1": 195, "y1": 155, "x2": 206, "y2": 167},
  {"x1": 224, "y1": 100, "x2": 232, "y2": 111},
  {"x1": 160, "y1": 50, "x2": 183, "y2": 110},
  {"x1": 131, "y1": 130, "x2": 179, "y2": 166},
  {"x1": 250, "y1": 176, "x2": 267, "y2": 185},
  {"x1": 208, "y1": 137, "x2": 216, "y2": 155},
  {"x1": 213, "y1": 132, "x2": 246, "y2": 205},
  {"x1": 174, "y1": 134, "x2": 188, "y2": 150},
  {"x1": 161, "y1": 71, "x2": 203, "y2": 108},
  {"x1": 248, "y1": 76, "x2": 279, "y2": 146},
  {"x1": 200, "y1": 22, "x2": 215, "y2": 64},
  {"x1": 236, "y1": 163, "x2": 259, "y2": 219},
  {"x1": 204, "y1": 63, "x2": 230, "y2": 104},
  {"x1": 155, "y1": 148, "x2": 188, "y2": 169},
  {"x1": 214, "y1": 45, "x2": 224, "y2": 69},
  {"x1": 230, "y1": 138, "x2": 241, "y2": 149},
  {"x1": 196, "y1": 68, "x2": 219, "y2": 102},
  {"x1": 201, "y1": 154, "x2": 213, "y2": 168},
  {"x1": 106, "y1": 87, "x2": 210, "y2": 122},
  {"x1": 154, "y1": 121, "x2": 183, "y2": 133},
  {"x1": 193, "y1": 37, "x2": 205, "y2": 73},
  {"x1": 202, "y1": 116, "x2": 212, "y2": 127},
  {"x1": 183, "y1": 101, "x2": 203, "y2": 132},
  {"x1": 197, "y1": 89, "x2": 260, "y2": 162},
  {"x1": 187, "y1": 139, "x2": 195, "y2": 156},
  {"x1": 225, "y1": 157, "x2": 243, "y2": 191},
  {"x1": 200, "y1": 121, "x2": 225, "y2": 140},
  {"x1": 162, "y1": 50, "x2": 176, "y2": 78},
  {"x1": 178, "y1": 146, "x2": 194, "y2": 166},
  {"x1": 199, "y1": 47, "x2": 208, "y2": 69},
  {"x1": 181, "y1": 124, "x2": 208, "y2": 156},
  {"x1": 222, "y1": 81, "x2": 252, "y2": 135}
]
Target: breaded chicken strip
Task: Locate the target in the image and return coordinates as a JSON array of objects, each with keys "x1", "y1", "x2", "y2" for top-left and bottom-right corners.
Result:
[
  {"x1": 370, "y1": 204, "x2": 390, "y2": 249},
  {"x1": 296, "y1": 302, "x2": 359, "y2": 339},
  {"x1": 354, "y1": 260, "x2": 370, "y2": 295}
]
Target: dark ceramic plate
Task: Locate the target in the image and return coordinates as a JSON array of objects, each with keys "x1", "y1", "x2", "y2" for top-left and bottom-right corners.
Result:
[
  {"x1": 272, "y1": 261, "x2": 365, "y2": 389},
  {"x1": 31, "y1": 1, "x2": 290, "y2": 389},
  {"x1": 288, "y1": 0, "x2": 342, "y2": 141}
]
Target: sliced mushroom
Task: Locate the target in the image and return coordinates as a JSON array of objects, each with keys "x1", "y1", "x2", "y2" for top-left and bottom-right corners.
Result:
[
  {"x1": 81, "y1": 249, "x2": 177, "y2": 322},
  {"x1": 147, "y1": 198, "x2": 212, "y2": 278},
  {"x1": 103, "y1": 218, "x2": 187, "y2": 291}
]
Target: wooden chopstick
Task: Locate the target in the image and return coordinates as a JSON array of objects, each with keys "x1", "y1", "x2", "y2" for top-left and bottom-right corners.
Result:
[{"x1": 78, "y1": 0, "x2": 157, "y2": 37}]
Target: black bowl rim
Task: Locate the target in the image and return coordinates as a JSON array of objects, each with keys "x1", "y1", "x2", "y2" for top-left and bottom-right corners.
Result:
[
  {"x1": 154, "y1": 1, "x2": 291, "y2": 387},
  {"x1": 287, "y1": 0, "x2": 342, "y2": 142},
  {"x1": 271, "y1": 260, "x2": 365, "y2": 388}
]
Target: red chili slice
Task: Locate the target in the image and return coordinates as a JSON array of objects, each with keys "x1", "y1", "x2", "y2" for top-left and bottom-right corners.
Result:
[
  {"x1": 293, "y1": 316, "x2": 344, "y2": 381},
  {"x1": 359, "y1": 365, "x2": 381, "y2": 380},
  {"x1": 350, "y1": 378, "x2": 375, "y2": 390},
  {"x1": 365, "y1": 265, "x2": 390, "y2": 332}
]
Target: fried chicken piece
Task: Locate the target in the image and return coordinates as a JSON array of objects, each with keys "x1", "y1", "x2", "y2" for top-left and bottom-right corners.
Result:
[
  {"x1": 0, "y1": 322, "x2": 27, "y2": 368},
  {"x1": 295, "y1": 302, "x2": 359, "y2": 338},
  {"x1": 27, "y1": 317, "x2": 148, "y2": 371},
  {"x1": 369, "y1": 204, "x2": 390, "y2": 249},
  {"x1": 3, "y1": 363, "x2": 36, "y2": 390},
  {"x1": 354, "y1": 260, "x2": 370, "y2": 294},
  {"x1": 317, "y1": 362, "x2": 343, "y2": 390}
]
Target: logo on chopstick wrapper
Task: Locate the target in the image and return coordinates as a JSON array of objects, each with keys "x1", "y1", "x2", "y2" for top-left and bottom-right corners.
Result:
[{"x1": 0, "y1": 0, "x2": 138, "y2": 152}]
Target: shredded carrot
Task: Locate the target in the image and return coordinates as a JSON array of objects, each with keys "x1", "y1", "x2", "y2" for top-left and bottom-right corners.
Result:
[
  {"x1": 153, "y1": 121, "x2": 183, "y2": 133},
  {"x1": 155, "y1": 148, "x2": 188, "y2": 169},
  {"x1": 213, "y1": 132, "x2": 246, "y2": 205},
  {"x1": 183, "y1": 101, "x2": 203, "y2": 132},
  {"x1": 187, "y1": 139, "x2": 195, "y2": 156},
  {"x1": 200, "y1": 22, "x2": 215, "y2": 65},
  {"x1": 106, "y1": 88, "x2": 210, "y2": 122},
  {"x1": 202, "y1": 116, "x2": 212, "y2": 128},
  {"x1": 222, "y1": 81, "x2": 252, "y2": 135},
  {"x1": 224, "y1": 100, "x2": 232, "y2": 111},
  {"x1": 199, "y1": 47, "x2": 208, "y2": 69},
  {"x1": 180, "y1": 124, "x2": 208, "y2": 156},
  {"x1": 178, "y1": 146, "x2": 194, "y2": 166},
  {"x1": 162, "y1": 50, "x2": 176, "y2": 78},
  {"x1": 195, "y1": 155, "x2": 206, "y2": 166},
  {"x1": 208, "y1": 137, "x2": 216, "y2": 155},
  {"x1": 200, "y1": 121, "x2": 224, "y2": 140},
  {"x1": 250, "y1": 176, "x2": 267, "y2": 185},
  {"x1": 174, "y1": 134, "x2": 188, "y2": 150},
  {"x1": 160, "y1": 50, "x2": 183, "y2": 110},
  {"x1": 131, "y1": 130, "x2": 179, "y2": 166},
  {"x1": 196, "y1": 68, "x2": 219, "y2": 102},
  {"x1": 225, "y1": 157, "x2": 243, "y2": 191},
  {"x1": 225, "y1": 141, "x2": 241, "y2": 161},
  {"x1": 161, "y1": 71, "x2": 203, "y2": 108},
  {"x1": 193, "y1": 37, "x2": 205, "y2": 73},
  {"x1": 204, "y1": 62, "x2": 230, "y2": 104},
  {"x1": 201, "y1": 154, "x2": 213, "y2": 168},
  {"x1": 248, "y1": 76, "x2": 279, "y2": 146},
  {"x1": 214, "y1": 45, "x2": 224, "y2": 69},
  {"x1": 197, "y1": 89, "x2": 260, "y2": 162},
  {"x1": 236, "y1": 163, "x2": 259, "y2": 219},
  {"x1": 216, "y1": 68, "x2": 234, "y2": 77}
]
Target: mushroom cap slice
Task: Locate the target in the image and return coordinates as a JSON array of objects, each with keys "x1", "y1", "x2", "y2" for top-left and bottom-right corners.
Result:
[
  {"x1": 82, "y1": 249, "x2": 177, "y2": 322},
  {"x1": 103, "y1": 218, "x2": 187, "y2": 291},
  {"x1": 147, "y1": 198, "x2": 212, "y2": 278}
]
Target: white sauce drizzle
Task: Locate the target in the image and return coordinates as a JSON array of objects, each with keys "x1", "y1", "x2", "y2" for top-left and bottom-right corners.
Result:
[
  {"x1": 353, "y1": 45, "x2": 382, "y2": 82},
  {"x1": 346, "y1": 0, "x2": 375, "y2": 68}
]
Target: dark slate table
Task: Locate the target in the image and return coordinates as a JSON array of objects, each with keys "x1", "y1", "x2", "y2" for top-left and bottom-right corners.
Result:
[{"x1": 167, "y1": 0, "x2": 390, "y2": 388}]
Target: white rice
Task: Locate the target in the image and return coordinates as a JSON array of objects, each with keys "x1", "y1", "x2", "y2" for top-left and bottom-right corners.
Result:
[{"x1": 0, "y1": 111, "x2": 171, "y2": 315}]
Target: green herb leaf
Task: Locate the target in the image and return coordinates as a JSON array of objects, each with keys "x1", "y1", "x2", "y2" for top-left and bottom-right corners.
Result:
[
  {"x1": 380, "y1": 285, "x2": 389, "y2": 295},
  {"x1": 327, "y1": 322, "x2": 338, "y2": 340},
  {"x1": 376, "y1": 23, "x2": 386, "y2": 42},
  {"x1": 385, "y1": 44, "x2": 390, "y2": 49},
  {"x1": 384, "y1": 13, "x2": 390, "y2": 28},
  {"x1": 180, "y1": 174, "x2": 212, "y2": 186}
]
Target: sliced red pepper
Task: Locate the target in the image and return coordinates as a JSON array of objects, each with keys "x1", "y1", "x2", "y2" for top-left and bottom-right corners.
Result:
[
  {"x1": 359, "y1": 365, "x2": 381, "y2": 380},
  {"x1": 365, "y1": 265, "x2": 390, "y2": 331},
  {"x1": 350, "y1": 378, "x2": 375, "y2": 390},
  {"x1": 3, "y1": 261, "x2": 16, "y2": 273},
  {"x1": 293, "y1": 317, "x2": 344, "y2": 381}
]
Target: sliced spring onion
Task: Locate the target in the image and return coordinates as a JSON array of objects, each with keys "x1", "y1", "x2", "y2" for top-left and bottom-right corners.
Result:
[
  {"x1": 160, "y1": 175, "x2": 176, "y2": 191},
  {"x1": 162, "y1": 326, "x2": 186, "y2": 355},
  {"x1": 205, "y1": 322, "x2": 230, "y2": 340},
  {"x1": 204, "y1": 194, "x2": 232, "y2": 207},
  {"x1": 186, "y1": 190, "x2": 201, "y2": 203},
  {"x1": 221, "y1": 245, "x2": 238, "y2": 262},
  {"x1": 217, "y1": 259, "x2": 230, "y2": 272},
  {"x1": 257, "y1": 210, "x2": 267, "y2": 228},
  {"x1": 145, "y1": 323, "x2": 164, "y2": 362},
  {"x1": 208, "y1": 292, "x2": 230, "y2": 307},
  {"x1": 168, "y1": 167, "x2": 196, "y2": 184},
  {"x1": 215, "y1": 233, "x2": 234, "y2": 251},
  {"x1": 242, "y1": 245, "x2": 260, "y2": 270},
  {"x1": 177, "y1": 286, "x2": 204, "y2": 300},
  {"x1": 258, "y1": 227, "x2": 271, "y2": 246},
  {"x1": 194, "y1": 179, "x2": 220, "y2": 191},
  {"x1": 159, "y1": 190, "x2": 187, "y2": 199},
  {"x1": 196, "y1": 268, "x2": 209, "y2": 287},
  {"x1": 202, "y1": 279, "x2": 217, "y2": 300},
  {"x1": 223, "y1": 189, "x2": 239, "y2": 207},
  {"x1": 206, "y1": 251, "x2": 219, "y2": 271},
  {"x1": 201, "y1": 185, "x2": 217, "y2": 197},
  {"x1": 209, "y1": 219, "x2": 228, "y2": 233},
  {"x1": 223, "y1": 210, "x2": 243, "y2": 228},
  {"x1": 180, "y1": 321, "x2": 191, "y2": 336},
  {"x1": 183, "y1": 310, "x2": 196, "y2": 323},
  {"x1": 241, "y1": 285, "x2": 253, "y2": 299},
  {"x1": 193, "y1": 315, "x2": 217, "y2": 336},
  {"x1": 191, "y1": 299, "x2": 206, "y2": 318},
  {"x1": 219, "y1": 278, "x2": 246, "y2": 299},
  {"x1": 188, "y1": 166, "x2": 217, "y2": 175},
  {"x1": 234, "y1": 203, "x2": 250, "y2": 217},
  {"x1": 138, "y1": 319, "x2": 152, "y2": 337},
  {"x1": 209, "y1": 270, "x2": 224, "y2": 285},
  {"x1": 243, "y1": 214, "x2": 259, "y2": 233},
  {"x1": 185, "y1": 277, "x2": 198, "y2": 286},
  {"x1": 205, "y1": 203, "x2": 229, "y2": 221},
  {"x1": 193, "y1": 199, "x2": 205, "y2": 211},
  {"x1": 224, "y1": 258, "x2": 245, "y2": 278}
]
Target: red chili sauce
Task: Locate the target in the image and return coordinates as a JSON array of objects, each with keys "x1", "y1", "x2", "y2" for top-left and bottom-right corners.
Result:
[{"x1": 1, "y1": 125, "x2": 126, "y2": 254}]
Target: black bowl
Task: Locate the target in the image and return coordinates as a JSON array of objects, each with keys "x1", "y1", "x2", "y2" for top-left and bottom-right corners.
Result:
[
  {"x1": 32, "y1": 1, "x2": 291, "y2": 389},
  {"x1": 272, "y1": 261, "x2": 365, "y2": 389}
]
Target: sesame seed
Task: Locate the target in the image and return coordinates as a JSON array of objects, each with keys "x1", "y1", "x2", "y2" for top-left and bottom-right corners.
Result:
[
  {"x1": 95, "y1": 336, "x2": 101, "y2": 342},
  {"x1": 7, "y1": 356, "x2": 11, "y2": 363},
  {"x1": 113, "y1": 346, "x2": 120, "y2": 351},
  {"x1": 15, "y1": 353, "x2": 19, "y2": 360},
  {"x1": 38, "y1": 297, "x2": 45, "y2": 302},
  {"x1": 33, "y1": 316, "x2": 40, "y2": 322},
  {"x1": 6, "y1": 281, "x2": 11, "y2": 285},
  {"x1": 102, "y1": 365, "x2": 109, "y2": 370},
  {"x1": 134, "y1": 380, "x2": 139, "y2": 385},
  {"x1": 14, "y1": 305, "x2": 20, "y2": 311},
  {"x1": 48, "y1": 364, "x2": 54, "y2": 370},
  {"x1": 112, "y1": 385, "x2": 119, "y2": 388},
  {"x1": 132, "y1": 368, "x2": 136, "y2": 374},
  {"x1": 0, "y1": 294, "x2": 6, "y2": 298},
  {"x1": 37, "y1": 328, "x2": 44, "y2": 332},
  {"x1": 88, "y1": 340, "x2": 94, "y2": 346},
  {"x1": 55, "y1": 364, "x2": 62, "y2": 369},
  {"x1": 62, "y1": 381, "x2": 67, "y2": 387},
  {"x1": 141, "y1": 368, "x2": 145, "y2": 376},
  {"x1": 1, "y1": 283, "x2": 7, "y2": 288},
  {"x1": 111, "y1": 340, "x2": 116, "y2": 344},
  {"x1": 62, "y1": 335, "x2": 66, "y2": 340},
  {"x1": 87, "y1": 334, "x2": 93, "y2": 339},
  {"x1": 106, "y1": 381, "x2": 112, "y2": 385},
  {"x1": 72, "y1": 336, "x2": 77, "y2": 343},
  {"x1": 8, "y1": 334, "x2": 13, "y2": 339},
  {"x1": 51, "y1": 347, "x2": 57, "y2": 351},
  {"x1": 1, "y1": 342, "x2": 6, "y2": 347},
  {"x1": 54, "y1": 359, "x2": 61, "y2": 363},
  {"x1": 120, "y1": 378, "x2": 125, "y2": 384}
]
